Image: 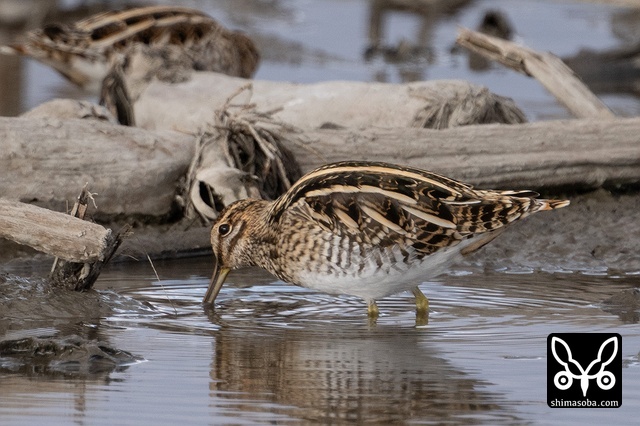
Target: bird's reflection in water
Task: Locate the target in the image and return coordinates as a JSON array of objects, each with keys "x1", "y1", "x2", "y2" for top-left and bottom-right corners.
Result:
[{"x1": 207, "y1": 311, "x2": 518, "y2": 423}]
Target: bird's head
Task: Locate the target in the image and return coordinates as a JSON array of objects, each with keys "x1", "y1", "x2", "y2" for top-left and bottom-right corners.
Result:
[{"x1": 204, "y1": 198, "x2": 271, "y2": 304}]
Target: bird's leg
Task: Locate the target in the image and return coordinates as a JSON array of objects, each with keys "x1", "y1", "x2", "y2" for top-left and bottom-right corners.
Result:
[
  {"x1": 413, "y1": 287, "x2": 429, "y2": 319},
  {"x1": 367, "y1": 299, "x2": 379, "y2": 318}
]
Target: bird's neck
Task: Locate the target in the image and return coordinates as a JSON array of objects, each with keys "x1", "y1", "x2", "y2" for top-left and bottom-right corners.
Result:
[{"x1": 241, "y1": 199, "x2": 281, "y2": 267}]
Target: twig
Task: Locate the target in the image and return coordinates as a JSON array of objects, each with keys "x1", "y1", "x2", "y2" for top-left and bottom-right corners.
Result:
[
  {"x1": 211, "y1": 85, "x2": 305, "y2": 195},
  {"x1": 50, "y1": 185, "x2": 93, "y2": 276},
  {"x1": 146, "y1": 254, "x2": 178, "y2": 316}
]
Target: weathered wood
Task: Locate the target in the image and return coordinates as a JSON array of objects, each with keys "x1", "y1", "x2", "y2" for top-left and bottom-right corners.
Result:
[
  {"x1": 283, "y1": 118, "x2": 640, "y2": 189},
  {"x1": 47, "y1": 187, "x2": 129, "y2": 291},
  {"x1": 134, "y1": 74, "x2": 526, "y2": 132},
  {"x1": 2, "y1": 113, "x2": 640, "y2": 218},
  {"x1": 0, "y1": 198, "x2": 112, "y2": 263},
  {"x1": 1, "y1": 109, "x2": 639, "y2": 227},
  {"x1": 0, "y1": 116, "x2": 194, "y2": 217},
  {"x1": 456, "y1": 27, "x2": 615, "y2": 120}
]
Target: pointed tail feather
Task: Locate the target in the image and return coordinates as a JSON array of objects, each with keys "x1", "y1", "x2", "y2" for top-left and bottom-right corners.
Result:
[{"x1": 534, "y1": 198, "x2": 570, "y2": 211}]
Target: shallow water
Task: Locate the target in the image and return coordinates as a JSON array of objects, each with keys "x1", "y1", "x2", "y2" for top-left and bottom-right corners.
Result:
[{"x1": 2, "y1": 257, "x2": 639, "y2": 424}]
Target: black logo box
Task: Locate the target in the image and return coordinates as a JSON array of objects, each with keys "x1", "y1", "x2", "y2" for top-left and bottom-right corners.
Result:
[{"x1": 547, "y1": 333, "x2": 622, "y2": 408}]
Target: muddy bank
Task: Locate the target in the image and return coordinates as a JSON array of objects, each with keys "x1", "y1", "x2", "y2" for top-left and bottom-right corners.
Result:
[
  {"x1": 467, "y1": 189, "x2": 640, "y2": 273},
  {"x1": 0, "y1": 334, "x2": 141, "y2": 378},
  {"x1": 0, "y1": 274, "x2": 147, "y2": 377}
]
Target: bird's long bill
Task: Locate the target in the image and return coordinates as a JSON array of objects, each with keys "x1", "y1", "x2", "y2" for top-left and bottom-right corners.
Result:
[{"x1": 203, "y1": 258, "x2": 230, "y2": 305}]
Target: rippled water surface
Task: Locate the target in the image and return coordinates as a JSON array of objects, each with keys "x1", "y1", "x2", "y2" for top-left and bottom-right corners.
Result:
[{"x1": 2, "y1": 257, "x2": 639, "y2": 425}]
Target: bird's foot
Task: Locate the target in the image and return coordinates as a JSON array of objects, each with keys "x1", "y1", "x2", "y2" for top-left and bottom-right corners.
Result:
[{"x1": 413, "y1": 287, "x2": 429, "y2": 326}]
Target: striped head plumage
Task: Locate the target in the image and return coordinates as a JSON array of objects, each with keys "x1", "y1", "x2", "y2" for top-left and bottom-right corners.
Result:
[{"x1": 205, "y1": 161, "x2": 569, "y2": 317}]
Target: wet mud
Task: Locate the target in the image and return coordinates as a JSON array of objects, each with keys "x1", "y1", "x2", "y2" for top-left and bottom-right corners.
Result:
[{"x1": 0, "y1": 274, "x2": 147, "y2": 377}]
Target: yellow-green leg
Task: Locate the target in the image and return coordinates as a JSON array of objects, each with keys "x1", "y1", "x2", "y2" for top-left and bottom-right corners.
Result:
[
  {"x1": 367, "y1": 300, "x2": 379, "y2": 326},
  {"x1": 367, "y1": 300, "x2": 379, "y2": 318},
  {"x1": 413, "y1": 287, "x2": 429, "y2": 325},
  {"x1": 413, "y1": 287, "x2": 429, "y2": 313}
]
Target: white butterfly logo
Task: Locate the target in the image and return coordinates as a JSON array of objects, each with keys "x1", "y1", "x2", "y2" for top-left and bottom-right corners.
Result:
[{"x1": 551, "y1": 336, "x2": 618, "y2": 397}]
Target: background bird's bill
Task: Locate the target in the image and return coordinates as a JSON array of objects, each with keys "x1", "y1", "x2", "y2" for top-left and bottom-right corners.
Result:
[{"x1": 204, "y1": 257, "x2": 230, "y2": 304}]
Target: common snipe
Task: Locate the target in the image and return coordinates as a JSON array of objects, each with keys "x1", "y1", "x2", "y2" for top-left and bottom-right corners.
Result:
[
  {"x1": 205, "y1": 161, "x2": 569, "y2": 318},
  {"x1": 1, "y1": 5, "x2": 259, "y2": 93}
]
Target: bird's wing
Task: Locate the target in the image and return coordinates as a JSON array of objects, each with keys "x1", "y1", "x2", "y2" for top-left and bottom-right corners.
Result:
[{"x1": 268, "y1": 161, "x2": 549, "y2": 258}]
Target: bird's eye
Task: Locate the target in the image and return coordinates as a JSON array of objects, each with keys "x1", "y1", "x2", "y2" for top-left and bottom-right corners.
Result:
[{"x1": 218, "y1": 223, "x2": 231, "y2": 236}]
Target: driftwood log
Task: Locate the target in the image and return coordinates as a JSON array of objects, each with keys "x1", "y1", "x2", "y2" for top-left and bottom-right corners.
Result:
[
  {"x1": 1, "y1": 110, "x2": 639, "y2": 223},
  {"x1": 0, "y1": 191, "x2": 128, "y2": 290},
  {"x1": 134, "y1": 75, "x2": 527, "y2": 132},
  {"x1": 456, "y1": 27, "x2": 615, "y2": 120},
  {"x1": 285, "y1": 118, "x2": 640, "y2": 190},
  {"x1": 0, "y1": 116, "x2": 194, "y2": 218},
  {"x1": 0, "y1": 198, "x2": 112, "y2": 263},
  {"x1": 131, "y1": 76, "x2": 528, "y2": 219},
  {"x1": 48, "y1": 187, "x2": 130, "y2": 291}
]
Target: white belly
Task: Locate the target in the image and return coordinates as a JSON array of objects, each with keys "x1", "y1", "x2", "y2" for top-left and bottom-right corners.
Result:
[{"x1": 293, "y1": 242, "x2": 468, "y2": 301}]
